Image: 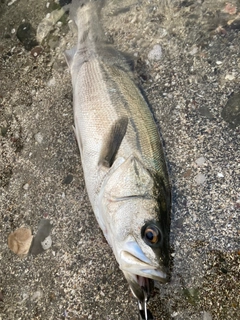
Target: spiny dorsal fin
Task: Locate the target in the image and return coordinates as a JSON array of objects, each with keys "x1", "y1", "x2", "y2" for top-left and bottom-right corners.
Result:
[{"x1": 99, "y1": 116, "x2": 128, "y2": 168}]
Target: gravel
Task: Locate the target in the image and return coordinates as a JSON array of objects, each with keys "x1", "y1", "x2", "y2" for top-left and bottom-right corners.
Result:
[{"x1": 0, "y1": 0, "x2": 239, "y2": 319}]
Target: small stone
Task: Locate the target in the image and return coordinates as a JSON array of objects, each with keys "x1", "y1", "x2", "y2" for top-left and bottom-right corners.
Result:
[
  {"x1": 222, "y1": 3, "x2": 237, "y2": 15},
  {"x1": 203, "y1": 311, "x2": 212, "y2": 320},
  {"x1": 41, "y1": 235, "x2": 52, "y2": 250},
  {"x1": 189, "y1": 46, "x2": 198, "y2": 55},
  {"x1": 171, "y1": 312, "x2": 179, "y2": 317},
  {"x1": 30, "y1": 46, "x2": 43, "y2": 58},
  {"x1": 47, "y1": 77, "x2": 56, "y2": 87},
  {"x1": 31, "y1": 290, "x2": 43, "y2": 302},
  {"x1": 222, "y1": 92, "x2": 240, "y2": 128},
  {"x1": 225, "y1": 74, "x2": 235, "y2": 81},
  {"x1": 16, "y1": 22, "x2": 38, "y2": 51},
  {"x1": 195, "y1": 173, "x2": 206, "y2": 184},
  {"x1": 8, "y1": 0, "x2": 18, "y2": 6},
  {"x1": 148, "y1": 44, "x2": 162, "y2": 61},
  {"x1": 34, "y1": 132, "x2": 43, "y2": 144},
  {"x1": 30, "y1": 219, "x2": 53, "y2": 255},
  {"x1": 175, "y1": 217, "x2": 184, "y2": 228},
  {"x1": 217, "y1": 172, "x2": 224, "y2": 178},
  {"x1": 63, "y1": 174, "x2": 73, "y2": 184},
  {"x1": 195, "y1": 157, "x2": 205, "y2": 166},
  {"x1": 23, "y1": 183, "x2": 29, "y2": 190},
  {"x1": 183, "y1": 169, "x2": 192, "y2": 178},
  {"x1": 1, "y1": 127, "x2": 7, "y2": 137},
  {"x1": 198, "y1": 106, "x2": 215, "y2": 119},
  {"x1": 8, "y1": 227, "x2": 33, "y2": 256}
]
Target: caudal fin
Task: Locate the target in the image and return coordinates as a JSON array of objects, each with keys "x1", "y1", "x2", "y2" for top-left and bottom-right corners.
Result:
[{"x1": 70, "y1": 0, "x2": 105, "y2": 45}]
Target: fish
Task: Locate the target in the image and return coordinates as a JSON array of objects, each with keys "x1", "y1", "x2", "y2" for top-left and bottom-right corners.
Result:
[{"x1": 64, "y1": 0, "x2": 171, "y2": 303}]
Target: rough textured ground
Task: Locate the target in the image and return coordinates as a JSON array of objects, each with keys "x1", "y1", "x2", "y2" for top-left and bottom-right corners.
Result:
[{"x1": 0, "y1": 0, "x2": 239, "y2": 319}]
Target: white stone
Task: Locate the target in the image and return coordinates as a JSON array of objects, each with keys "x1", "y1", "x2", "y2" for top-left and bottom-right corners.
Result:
[
  {"x1": 195, "y1": 173, "x2": 206, "y2": 184},
  {"x1": 8, "y1": 0, "x2": 18, "y2": 6},
  {"x1": 31, "y1": 290, "x2": 43, "y2": 301},
  {"x1": 23, "y1": 183, "x2": 29, "y2": 190},
  {"x1": 217, "y1": 172, "x2": 224, "y2": 178},
  {"x1": 225, "y1": 74, "x2": 235, "y2": 80},
  {"x1": 148, "y1": 44, "x2": 162, "y2": 61},
  {"x1": 195, "y1": 157, "x2": 205, "y2": 166},
  {"x1": 189, "y1": 46, "x2": 198, "y2": 55},
  {"x1": 47, "y1": 77, "x2": 56, "y2": 87},
  {"x1": 41, "y1": 235, "x2": 52, "y2": 250},
  {"x1": 203, "y1": 311, "x2": 212, "y2": 320},
  {"x1": 34, "y1": 132, "x2": 43, "y2": 144}
]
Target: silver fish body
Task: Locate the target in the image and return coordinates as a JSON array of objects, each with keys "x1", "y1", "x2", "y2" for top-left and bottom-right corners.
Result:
[{"x1": 65, "y1": 0, "x2": 171, "y2": 302}]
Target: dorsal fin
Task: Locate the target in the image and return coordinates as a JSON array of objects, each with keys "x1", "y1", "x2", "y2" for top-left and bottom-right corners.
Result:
[{"x1": 99, "y1": 117, "x2": 128, "y2": 168}]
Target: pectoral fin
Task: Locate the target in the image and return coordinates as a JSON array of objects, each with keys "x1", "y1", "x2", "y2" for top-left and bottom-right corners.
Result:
[
  {"x1": 99, "y1": 117, "x2": 128, "y2": 168},
  {"x1": 64, "y1": 46, "x2": 77, "y2": 68}
]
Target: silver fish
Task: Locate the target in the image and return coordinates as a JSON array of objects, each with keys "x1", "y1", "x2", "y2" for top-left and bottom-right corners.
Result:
[{"x1": 65, "y1": 0, "x2": 171, "y2": 303}]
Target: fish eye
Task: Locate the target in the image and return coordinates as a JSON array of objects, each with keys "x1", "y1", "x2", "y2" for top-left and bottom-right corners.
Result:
[{"x1": 142, "y1": 224, "x2": 161, "y2": 246}]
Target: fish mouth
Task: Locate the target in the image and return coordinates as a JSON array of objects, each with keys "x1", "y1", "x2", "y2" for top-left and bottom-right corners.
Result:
[{"x1": 119, "y1": 241, "x2": 168, "y2": 301}]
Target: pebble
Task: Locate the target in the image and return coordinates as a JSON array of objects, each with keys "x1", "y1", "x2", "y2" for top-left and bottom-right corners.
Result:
[
  {"x1": 203, "y1": 311, "x2": 212, "y2": 320},
  {"x1": 198, "y1": 106, "x2": 215, "y2": 120},
  {"x1": 217, "y1": 172, "x2": 224, "y2": 178},
  {"x1": 34, "y1": 132, "x2": 43, "y2": 144},
  {"x1": 29, "y1": 219, "x2": 53, "y2": 255},
  {"x1": 148, "y1": 44, "x2": 162, "y2": 61},
  {"x1": 41, "y1": 235, "x2": 52, "y2": 250},
  {"x1": 221, "y1": 91, "x2": 240, "y2": 128},
  {"x1": 30, "y1": 46, "x2": 43, "y2": 58},
  {"x1": 23, "y1": 183, "x2": 29, "y2": 190},
  {"x1": 225, "y1": 74, "x2": 235, "y2": 81},
  {"x1": 16, "y1": 22, "x2": 38, "y2": 51},
  {"x1": 63, "y1": 174, "x2": 73, "y2": 184},
  {"x1": 195, "y1": 157, "x2": 205, "y2": 166},
  {"x1": 189, "y1": 46, "x2": 198, "y2": 55},
  {"x1": 195, "y1": 173, "x2": 206, "y2": 184},
  {"x1": 8, "y1": 227, "x2": 33, "y2": 256},
  {"x1": 47, "y1": 77, "x2": 56, "y2": 87},
  {"x1": 8, "y1": 0, "x2": 18, "y2": 6},
  {"x1": 31, "y1": 290, "x2": 43, "y2": 302}
]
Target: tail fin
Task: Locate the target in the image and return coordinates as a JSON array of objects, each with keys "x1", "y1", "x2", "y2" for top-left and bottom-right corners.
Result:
[{"x1": 70, "y1": 0, "x2": 105, "y2": 45}]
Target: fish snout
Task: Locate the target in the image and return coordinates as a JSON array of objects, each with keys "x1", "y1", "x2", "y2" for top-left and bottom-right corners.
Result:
[{"x1": 119, "y1": 241, "x2": 168, "y2": 282}]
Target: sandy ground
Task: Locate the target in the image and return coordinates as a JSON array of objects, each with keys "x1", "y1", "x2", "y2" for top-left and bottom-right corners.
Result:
[{"x1": 0, "y1": 0, "x2": 239, "y2": 319}]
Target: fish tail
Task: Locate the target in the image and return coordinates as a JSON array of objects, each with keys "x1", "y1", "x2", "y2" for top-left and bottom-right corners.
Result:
[{"x1": 70, "y1": 0, "x2": 105, "y2": 45}]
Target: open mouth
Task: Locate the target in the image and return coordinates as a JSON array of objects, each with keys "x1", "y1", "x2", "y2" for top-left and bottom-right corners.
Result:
[
  {"x1": 123, "y1": 272, "x2": 157, "y2": 302},
  {"x1": 136, "y1": 275, "x2": 154, "y2": 295}
]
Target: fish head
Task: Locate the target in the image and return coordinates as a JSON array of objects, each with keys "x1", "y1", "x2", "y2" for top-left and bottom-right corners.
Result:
[{"x1": 100, "y1": 156, "x2": 171, "y2": 301}]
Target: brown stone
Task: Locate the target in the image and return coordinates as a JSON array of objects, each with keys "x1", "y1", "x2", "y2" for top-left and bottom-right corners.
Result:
[{"x1": 8, "y1": 227, "x2": 33, "y2": 256}]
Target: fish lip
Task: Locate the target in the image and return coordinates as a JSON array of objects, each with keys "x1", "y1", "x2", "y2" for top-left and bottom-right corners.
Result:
[{"x1": 119, "y1": 241, "x2": 168, "y2": 282}]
